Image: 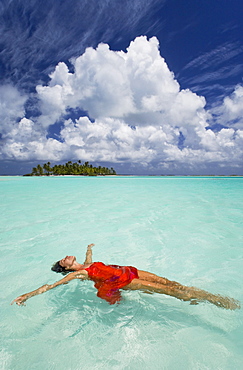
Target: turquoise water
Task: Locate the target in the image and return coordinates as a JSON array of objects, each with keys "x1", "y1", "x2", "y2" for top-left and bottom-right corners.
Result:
[{"x1": 1, "y1": 176, "x2": 243, "y2": 370}]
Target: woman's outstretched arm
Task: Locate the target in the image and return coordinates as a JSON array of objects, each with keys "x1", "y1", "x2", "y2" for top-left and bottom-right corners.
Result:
[
  {"x1": 83, "y1": 243, "x2": 94, "y2": 265},
  {"x1": 11, "y1": 270, "x2": 88, "y2": 306}
]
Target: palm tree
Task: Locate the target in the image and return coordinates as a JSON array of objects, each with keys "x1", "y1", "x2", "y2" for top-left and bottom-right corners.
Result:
[
  {"x1": 36, "y1": 164, "x2": 44, "y2": 176},
  {"x1": 31, "y1": 167, "x2": 38, "y2": 176},
  {"x1": 25, "y1": 161, "x2": 117, "y2": 176},
  {"x1": 43, "y1": 162, "x2": 52, "y2": 175}
]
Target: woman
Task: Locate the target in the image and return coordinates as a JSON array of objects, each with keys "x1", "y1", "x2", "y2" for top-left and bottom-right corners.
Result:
[{"x1": 11, "y1": 244, "x2": 240, "y2": 309}]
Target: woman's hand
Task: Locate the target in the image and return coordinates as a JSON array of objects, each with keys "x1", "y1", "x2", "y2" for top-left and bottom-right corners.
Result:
[
  {"x1": 84, "y1": 244, "x2": 94, "y2": 264},
  {"x1": 11, "y1": 275, "x2": 84, "y2": 307},
  {"x1": 88, "y1": 243, "x2": 95, "y2": 249},
  {"x1": 11, "y1": 294, "x2": 29, "y2": 306},
  {"x1": 11, "y1": 284, "x2": 49, "y2": 306}
]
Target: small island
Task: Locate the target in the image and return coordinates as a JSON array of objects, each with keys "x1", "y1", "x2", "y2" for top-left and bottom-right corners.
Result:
[{"x1": 24, "y1": 161, "x2": 117, "y2": 176}]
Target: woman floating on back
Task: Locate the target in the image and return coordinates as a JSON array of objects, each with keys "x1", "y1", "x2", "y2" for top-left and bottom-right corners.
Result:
[{"x1": 12, "y1": 244, "x2": 240, "y2": 310}]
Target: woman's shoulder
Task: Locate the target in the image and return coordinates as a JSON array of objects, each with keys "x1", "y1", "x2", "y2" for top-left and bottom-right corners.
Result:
[{"x1": 71, "y1": 269, "x2": 89, "y2": 279}]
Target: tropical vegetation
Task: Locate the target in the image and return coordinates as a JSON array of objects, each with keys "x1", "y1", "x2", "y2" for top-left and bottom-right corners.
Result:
[{"x1": 24, "y1": 161, "x2": 116, "y2": 176}]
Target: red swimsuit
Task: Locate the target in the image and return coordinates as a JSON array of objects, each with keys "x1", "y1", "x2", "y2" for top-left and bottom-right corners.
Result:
[{"x1": 85, "y1": 262, "x2": 139, "y2": 304}]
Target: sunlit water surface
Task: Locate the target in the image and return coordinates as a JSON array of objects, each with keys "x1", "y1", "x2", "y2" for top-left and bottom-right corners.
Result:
[{"x1": 1, "y1": 176, "x2": 243, "y2": 370}]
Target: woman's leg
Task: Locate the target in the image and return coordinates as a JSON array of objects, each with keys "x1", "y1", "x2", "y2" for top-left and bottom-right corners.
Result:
[
  {"x1": 123, "y1": 278, "x2": 240, "y2": 310},
  {"x1": 137, "y1": 269, "x2": 182, "y2": 287}
]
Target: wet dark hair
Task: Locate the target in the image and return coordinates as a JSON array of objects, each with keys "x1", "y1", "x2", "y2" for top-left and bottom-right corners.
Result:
[{"x1": 51, "y1": 261, "x2": 74, "y2": 275}]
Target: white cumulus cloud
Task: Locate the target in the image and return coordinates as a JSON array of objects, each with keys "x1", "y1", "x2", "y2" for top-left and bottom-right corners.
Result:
[
  {"x1": 0, "y1": 85, "x2": 27, "y2": 136},
  {"x1": 221, "y1": 85, "x2": 243, "y2": 129},
  {"x1": 0, "y1": 36, "x2": 242, "y2": 173}
]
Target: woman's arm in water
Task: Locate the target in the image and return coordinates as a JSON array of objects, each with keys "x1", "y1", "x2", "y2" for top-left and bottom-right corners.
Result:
[
  {"x1": 11, "y1": 270, "x2": 88, "y2": 306},
  {"x1": 83, "y1": 243, "x2": 94, "y2": 265}
]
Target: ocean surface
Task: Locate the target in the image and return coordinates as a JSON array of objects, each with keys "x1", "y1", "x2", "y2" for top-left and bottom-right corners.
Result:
[{"x1": 1, "y1": 176, "x2": 242, "y2": 370}]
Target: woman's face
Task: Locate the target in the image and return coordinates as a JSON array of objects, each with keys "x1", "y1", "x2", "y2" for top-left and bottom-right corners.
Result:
[{"x1": 59, "y1": 256, "x2": 76, "y2": 269}]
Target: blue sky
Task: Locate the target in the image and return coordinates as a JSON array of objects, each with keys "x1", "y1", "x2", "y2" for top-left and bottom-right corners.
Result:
[{"x1": 0, "y1": 0, "x2": 242, "y2": 175}]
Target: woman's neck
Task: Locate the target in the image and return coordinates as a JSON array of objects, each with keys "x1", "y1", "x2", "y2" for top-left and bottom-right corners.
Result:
[{"x1": 72, "y1": 261, "x2": 90, "y2": 270}]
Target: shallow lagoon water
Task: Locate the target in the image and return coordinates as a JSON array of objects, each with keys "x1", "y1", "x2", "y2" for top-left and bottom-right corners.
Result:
[{"x1": 1, "y1": 176, "x2": 243, "y2": 369}]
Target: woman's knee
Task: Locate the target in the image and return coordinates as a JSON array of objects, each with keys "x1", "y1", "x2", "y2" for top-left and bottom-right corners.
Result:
[{"x1": 137, "y1": 270, "x2": 168, "y2": 284}]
